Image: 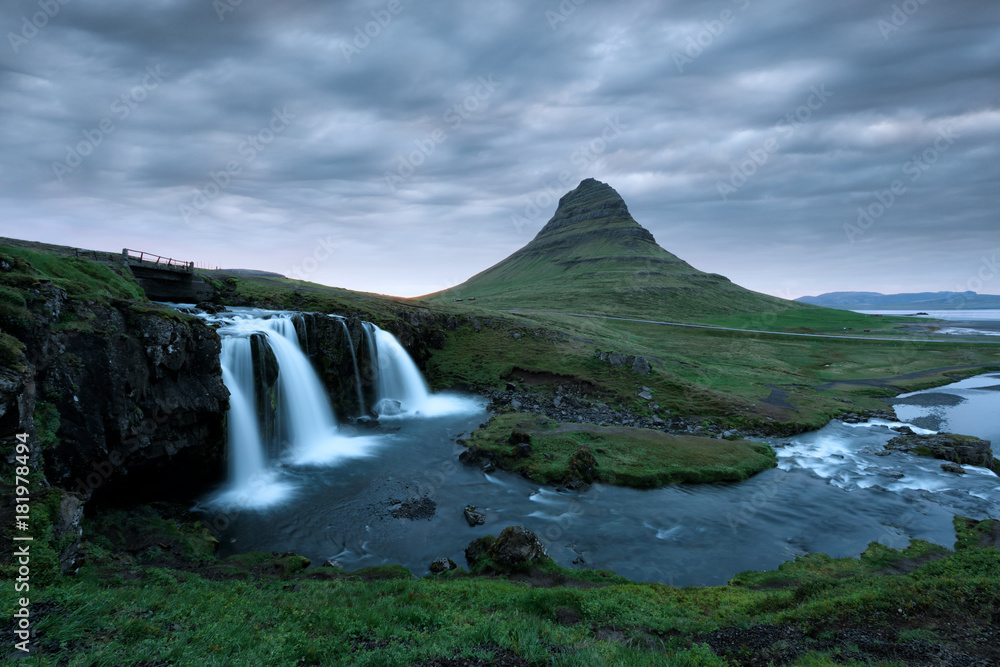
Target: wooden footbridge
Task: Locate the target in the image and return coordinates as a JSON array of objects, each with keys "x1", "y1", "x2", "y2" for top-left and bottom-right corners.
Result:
[
  {"x1": 123, "y1": 248, "x2": 194, "y2": 273},
  {"x1": 122, "y1": 248, "x2": 213, "y2": 302}
]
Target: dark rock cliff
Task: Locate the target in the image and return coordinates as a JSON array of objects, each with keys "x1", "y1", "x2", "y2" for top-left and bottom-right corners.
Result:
[{"x1": 1, "y1": 284, "x2": 228, "y2": 503}]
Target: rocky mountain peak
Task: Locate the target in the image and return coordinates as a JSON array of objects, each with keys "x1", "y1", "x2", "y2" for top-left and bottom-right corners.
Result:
[{"x1": 531, "y1": 178, "x2": 655, "y2": 247}]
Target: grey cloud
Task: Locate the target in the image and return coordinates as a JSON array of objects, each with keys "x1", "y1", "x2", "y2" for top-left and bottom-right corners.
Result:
[{"x1": 0, "y1": 0, "x2": 997, "y2": 298}]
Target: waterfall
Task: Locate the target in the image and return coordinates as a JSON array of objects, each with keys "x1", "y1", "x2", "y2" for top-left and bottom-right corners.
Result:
[
  {"x1": 367, "y1": 324, "x2": 478, "y2": 418},
  {"x1": 362, "y1": 321, "x2": 378, "y2": 379},
  {"x1": 263, "y1": 317, "x2": 339, "y2": 449},
  {"x1": 220, "y1": 336, "x2": 267, "y2": 488},
  {"x1": 370, "y1": 326, "x2": 431, "y2": 415},
  {"x1": 190, "y1": 307, "x2": 478, "y2": 508},
  {"x1": 199, "y1": 309, "x2": 383, "y2": 508},
  {"x1": 339, "y1": 318, "x2": 366, "y2": 417}
]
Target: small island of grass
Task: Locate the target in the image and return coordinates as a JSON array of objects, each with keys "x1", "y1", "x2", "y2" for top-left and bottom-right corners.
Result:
[{"x1": 460, "y1": 412, "x2": 778, "y2": 487}]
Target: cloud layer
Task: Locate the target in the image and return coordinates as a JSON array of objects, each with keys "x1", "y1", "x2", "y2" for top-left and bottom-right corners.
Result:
[{"x1": 2, "y1": 0, "x2": 998, "y2": 298}]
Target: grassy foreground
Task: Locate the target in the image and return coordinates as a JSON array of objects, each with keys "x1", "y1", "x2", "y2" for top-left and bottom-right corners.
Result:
[
  {"x1": 463, "y1": 413, "x2": 777, "y2": 487},
  {"x1": 2, "y1": 516, "x2": 998, "y2": 666}
]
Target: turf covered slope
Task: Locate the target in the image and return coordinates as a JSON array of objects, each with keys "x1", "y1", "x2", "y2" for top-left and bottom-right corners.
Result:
[{"x1": 426, "y1": 178, "x2": 805, "y2": 320}]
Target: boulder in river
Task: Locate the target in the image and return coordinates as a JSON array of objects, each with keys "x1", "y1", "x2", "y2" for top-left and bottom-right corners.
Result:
[
  {"x1": 885, "y1": 433, "x2": 995, "y2": 472},
  {"x1": 465, "y1": 526, "x2": 550, "y2": 571},
  {"x1": 429, "y1": 557, "x2": 457, "y2": 574},
  {"x1": 464, "y1": 505, "x2": 486, "y2": 526}
]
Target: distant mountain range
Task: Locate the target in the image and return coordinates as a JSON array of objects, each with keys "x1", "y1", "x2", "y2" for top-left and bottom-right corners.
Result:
[{"x1": 795, "y1": 291, "x2": 1000, "y2": 311}]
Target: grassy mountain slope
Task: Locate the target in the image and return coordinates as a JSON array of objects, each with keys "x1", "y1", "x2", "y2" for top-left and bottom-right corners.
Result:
[{"x1": 425, "y1": 178, "x2": 811, "y2": 321}]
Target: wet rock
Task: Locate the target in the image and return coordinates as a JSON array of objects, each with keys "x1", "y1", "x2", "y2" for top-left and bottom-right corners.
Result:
[
  {"x1": 886, "y1": 432, "x2": 995, "y2": 472},
  {"x1": 465, "y1": 526, "x2": 549, "y2": 570},
  {"x1": 388, "y1": 495, "x2": 437, "y2": 520},
  {"x1": 491, "y1": 526, "x2": 549, "y2": 567},
  {"x1": 464, "y1": 535, "x2": 494, "y2": 568},
  {"x1": 839, "y1": 409, "x2": 897, "y2": 424},
  {"x1": 375, "y1": 398, "x2": 403, "y2": 416},
  {"x1": 464, "y1": 505, "x2": 486, "y2": 526},
  {"x1": 940, "y1": 462, "x2": 966, "y2": 474},
  {"x1": 429, "y1": 557, "x2": 457, "y2": 574},
  {"x1": 195, "y1": 301, "x2": 228, "y2": 314}
]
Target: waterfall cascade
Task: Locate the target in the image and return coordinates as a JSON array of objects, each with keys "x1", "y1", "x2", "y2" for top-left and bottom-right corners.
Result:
[
  {"x1": 191, "y1": 307, "x2": 478, "y2": 506},
  {"x1": 219, "y1": 336, "x2": 267, "y2": 488},
  {"x1": 370, "y1": 326, "x2": 432, "y2": 415},
  {"x1": 340, "y1": 319, "x2": 366, "y2": 416}
]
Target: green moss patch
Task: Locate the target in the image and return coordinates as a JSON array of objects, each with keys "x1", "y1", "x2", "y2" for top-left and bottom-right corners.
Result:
[{"x1": 0, "y1": 245, "x2": 146, "y2": 303}]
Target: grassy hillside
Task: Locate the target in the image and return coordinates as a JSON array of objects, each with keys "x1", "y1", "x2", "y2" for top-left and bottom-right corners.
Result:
[
  {"x1": 424, "y1": 179, "x2": 811, "y2": 321},
  {"x1": 426, "y1": 307, "x2": 1000, "y2": 433}
]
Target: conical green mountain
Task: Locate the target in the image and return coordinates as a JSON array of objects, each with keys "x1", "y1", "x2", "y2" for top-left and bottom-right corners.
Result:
[{"x1": 426, "y1": 178, "x2": 805, "y2": 320}]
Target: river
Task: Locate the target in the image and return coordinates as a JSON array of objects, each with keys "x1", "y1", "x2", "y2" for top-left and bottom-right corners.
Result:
[{"x1": 197, "y1": 371, "x2": 1000, "y2": 587}]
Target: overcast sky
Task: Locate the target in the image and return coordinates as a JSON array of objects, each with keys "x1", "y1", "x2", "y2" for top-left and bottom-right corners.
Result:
[{"x1": 1, "y1": 0, "x2": 998, "y2": 299}]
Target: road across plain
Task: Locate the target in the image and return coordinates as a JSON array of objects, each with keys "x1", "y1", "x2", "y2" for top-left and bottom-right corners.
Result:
[{"x1": 508, "y1": 310, "x2": 1000, "y2": 346}]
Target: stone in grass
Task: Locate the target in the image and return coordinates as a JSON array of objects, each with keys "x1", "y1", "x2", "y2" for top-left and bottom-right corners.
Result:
[
  {"x1": 567, "y1": 447, "x2": 598, "y2": 484},
  {"x1": 632, "y1": 356, "x2": 651, "y2": 375},
  {"x1": 509, "y1": 429, "x2": 532, "y2": 458},
  {"x1": 429, "y1": 557, "x2": 457, "y2": 574},
  {"x1": 464, "y1": 504, "x2": 486, "y2": 526}
]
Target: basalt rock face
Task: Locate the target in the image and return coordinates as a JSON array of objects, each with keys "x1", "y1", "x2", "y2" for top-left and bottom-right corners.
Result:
[
  {"x1": 1, "y1": 284, "x2": 228, "y2": 503},
  {"x1": 293, "y1": 313, "x2": 373, "y2": 420},
  {"x1": 0, "y1": 282, "x2": 227, "y2": 574}
]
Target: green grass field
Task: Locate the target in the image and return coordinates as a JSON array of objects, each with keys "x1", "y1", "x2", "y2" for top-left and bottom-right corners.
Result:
[
  {"x1": 426, "y1": 309, "x2": 1000, "y2": 433},
  {"x1": 3, "y1": 516, "x2": 997, "y2": 666}
]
